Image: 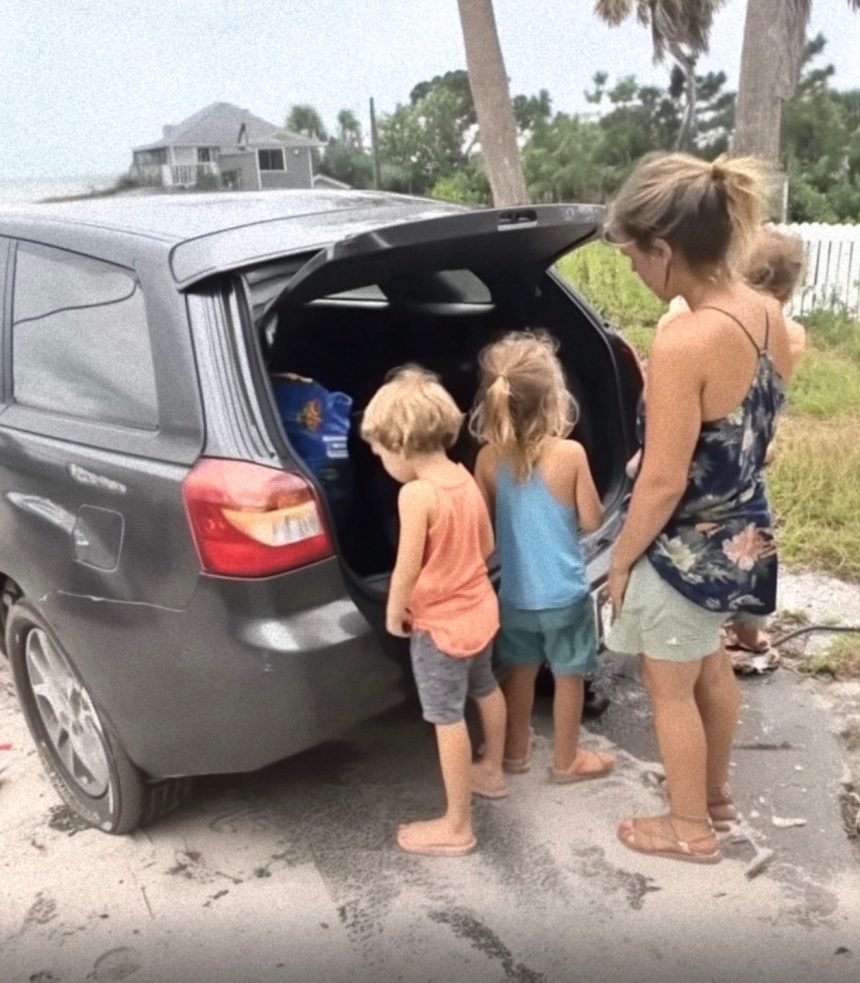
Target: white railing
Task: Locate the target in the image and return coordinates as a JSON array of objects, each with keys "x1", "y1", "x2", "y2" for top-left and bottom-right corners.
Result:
[
  {"x1": 171, "y1": 162, "x2": 217, "y2": 187},
  {"x1": 779, "y1": 223, "x2": 860, "y2": 317}
]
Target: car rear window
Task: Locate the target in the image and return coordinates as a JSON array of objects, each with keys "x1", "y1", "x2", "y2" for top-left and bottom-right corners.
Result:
[{"x1": 12, "y1": 242, "x2": 158, "y2": 429}]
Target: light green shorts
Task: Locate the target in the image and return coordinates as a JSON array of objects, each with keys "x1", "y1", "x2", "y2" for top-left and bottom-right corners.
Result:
[{"x1": 607, "y1": 556, "x2": 764, "y2": 663}]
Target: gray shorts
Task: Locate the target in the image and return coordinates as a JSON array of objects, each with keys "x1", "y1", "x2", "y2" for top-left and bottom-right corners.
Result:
[{"x1": 410, "y1": 630, "x2": 499, "y2": 725}]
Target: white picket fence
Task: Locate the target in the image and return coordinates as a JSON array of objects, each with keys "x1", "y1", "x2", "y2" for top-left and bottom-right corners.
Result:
[{"x1": 778, "y1": 222, "x2": 860, "y2": 317}]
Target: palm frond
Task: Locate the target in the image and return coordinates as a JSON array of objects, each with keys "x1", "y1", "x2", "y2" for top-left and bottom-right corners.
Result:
[
  {"x1": 596, "y1": 0, "x2": 728, "y2": 62},
  {"x1": 593, "y1": 0, "x2": 634, "y2": 26}
]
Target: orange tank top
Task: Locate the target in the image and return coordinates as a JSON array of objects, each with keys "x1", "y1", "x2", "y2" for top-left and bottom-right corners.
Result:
[{"x1": 408, "y1": 465, "x2": 499, "y2": 658}]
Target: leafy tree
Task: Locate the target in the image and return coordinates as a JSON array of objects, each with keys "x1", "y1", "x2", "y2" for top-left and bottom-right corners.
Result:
[
  {"x1": 523, "y1": 114, "x2": 607, "y2": 202},
  {"x1": 318, "y1": 108, "x2": 374, "y2": 188},
  {"x1": 378, "y1": 84, "x2": 473, "y2": 195},
  {"x1": 285, "y1": 104, "x2": 327, "y2": 142},
  {"x1": 594, "y1": 0, "x2": 727, "y2": 152},
  {"x1": 335, "y1": 109, "x2": 362, "y2": 148},
  {"x1": 430, "y1": 166, "x2": 490, "y2": 204},
  {"x1": 579, "y1": 69, "x2": 735, "y2": 190},
  {"x1": 513, "y1": 89, "x2": 552, "y2": 132},
  {"x1": 782, "y1": 36, "x2": 860, "y2": 221}
]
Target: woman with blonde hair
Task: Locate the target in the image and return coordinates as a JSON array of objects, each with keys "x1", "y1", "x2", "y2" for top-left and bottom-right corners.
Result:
[{"x1": 604, "y1": 153, "x2": 794, "y2": 863}]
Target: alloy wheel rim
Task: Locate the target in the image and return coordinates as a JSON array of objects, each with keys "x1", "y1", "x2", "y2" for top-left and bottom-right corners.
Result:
[{"x1": 25, "y1": 627, "x2": 111, "y2": 797}]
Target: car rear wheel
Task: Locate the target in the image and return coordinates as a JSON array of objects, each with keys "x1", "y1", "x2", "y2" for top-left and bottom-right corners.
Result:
[{"x1": 6, "y1": 600, "x2": 189, "y2": 834}]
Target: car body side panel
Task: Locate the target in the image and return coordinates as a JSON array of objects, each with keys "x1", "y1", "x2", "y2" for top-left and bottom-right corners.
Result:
[
  {"x1": 36, "y1": 558, "x2": 408, "y2": 776},
  {"x1": 0, "y1": 428, "x2": 203, "y2": 608}
]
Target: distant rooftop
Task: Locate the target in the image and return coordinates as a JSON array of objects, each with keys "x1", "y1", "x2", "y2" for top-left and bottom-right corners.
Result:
[{"x1": 133, "y1": 101, "x2": 324, "y2": 152}]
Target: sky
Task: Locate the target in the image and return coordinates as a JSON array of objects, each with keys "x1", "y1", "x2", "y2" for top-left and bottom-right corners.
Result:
[{"x1": 3, "y1": 0, "x2": 860, "y2": 180}]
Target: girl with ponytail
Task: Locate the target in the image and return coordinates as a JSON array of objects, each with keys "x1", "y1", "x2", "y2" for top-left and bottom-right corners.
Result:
[{"x1": 470, "y1": 330, "x2": 613, "y2": 785}]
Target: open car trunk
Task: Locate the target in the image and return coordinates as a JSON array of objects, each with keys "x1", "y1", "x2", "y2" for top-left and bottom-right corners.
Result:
[{"x1": 241, "y1": 204, "x2": 641, "y2": 610}]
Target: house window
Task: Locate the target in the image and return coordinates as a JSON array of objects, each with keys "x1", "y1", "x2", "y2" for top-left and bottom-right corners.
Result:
[
  {"x1": 258, "y1": 148, "x2": 285, "y2": 171},
  {"x1": 12, "y1": 243, "x2": 158, "y2": 429},
  {"x1": 197, "y1": 147, "x2": 211, "y2": 163}
]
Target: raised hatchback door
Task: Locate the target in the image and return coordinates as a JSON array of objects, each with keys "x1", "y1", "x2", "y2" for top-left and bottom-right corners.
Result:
[{"x1": 266, "y1": 203, "x2": 605, "y2": 309}]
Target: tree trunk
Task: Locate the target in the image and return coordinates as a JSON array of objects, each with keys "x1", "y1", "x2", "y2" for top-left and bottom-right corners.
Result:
[
  {"x1": 732, "y1": 0, "x2": 808, "y2": 162},
  {"x1": 456, "y1": 0, "x2": 529, "y2": 206}
]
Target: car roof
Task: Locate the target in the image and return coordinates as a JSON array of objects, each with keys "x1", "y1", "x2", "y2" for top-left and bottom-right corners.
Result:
[{"x1": 0, "y1": 190, "x2": 467, "y2": 287}]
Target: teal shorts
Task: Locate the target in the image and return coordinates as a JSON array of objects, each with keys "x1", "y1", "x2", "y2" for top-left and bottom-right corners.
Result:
[
  {"x1": 607, "y1": 556, "x2": 767, "y2": 663},
  {"x1": 497, "y1": 594, "x2": 597, "y2": 677}
]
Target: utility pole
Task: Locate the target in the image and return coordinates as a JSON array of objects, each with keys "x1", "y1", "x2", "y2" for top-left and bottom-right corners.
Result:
[{"x1": 369, "y1": 97, "x2": 381, "y2": 191}]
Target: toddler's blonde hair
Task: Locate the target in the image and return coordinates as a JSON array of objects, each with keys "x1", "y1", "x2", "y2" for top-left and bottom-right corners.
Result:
[
  {"x1": 742, "y1": 226, "x2": 805, "y2": 303},
  {"x1": 469, "y1": 330, "x2": 578, "y2": 481},
  {"x1": 360, "y1": 365, "x2": 463, "y2": 455}
]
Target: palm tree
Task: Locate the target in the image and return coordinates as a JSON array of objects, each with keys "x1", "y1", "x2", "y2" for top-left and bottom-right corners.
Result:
[
  {"x1": 732, "y1": 0, "x2": 860, "y2": 163},
  {"x1": 336, "y1": 109, "x2": 362, "y2": 149},
  {"x1": 456, "y1": 0, "x2": 529, "y2": 205},
  {"x1": 594, "y1": 1, "x2": 727, "y2": 150},
  {"x1": 285, "y1": 105, "x2": 327, "y2": 143}
]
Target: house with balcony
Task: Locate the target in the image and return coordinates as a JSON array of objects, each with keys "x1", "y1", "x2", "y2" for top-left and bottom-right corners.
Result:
[{"x1": 130, "y1": 102, "x2": 324, "y2": 191}]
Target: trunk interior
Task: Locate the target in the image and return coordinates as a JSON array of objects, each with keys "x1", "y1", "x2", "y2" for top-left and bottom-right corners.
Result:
[{"x1": 253, "y1": 264, "x2": 634, "y2": 600}]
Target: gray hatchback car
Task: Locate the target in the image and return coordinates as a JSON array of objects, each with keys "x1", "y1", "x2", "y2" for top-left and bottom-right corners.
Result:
[{"x1": 0, "y1": 191, "x2": 641, "y2": 833}]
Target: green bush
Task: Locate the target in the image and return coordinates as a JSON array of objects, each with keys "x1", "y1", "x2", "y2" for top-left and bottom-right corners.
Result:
[
  {"x1": 800, "y1": 307, "x2": 860, "y2": 365},
  {"x1": 195, "y1": 172, "x2": 220, "y2": 192}
]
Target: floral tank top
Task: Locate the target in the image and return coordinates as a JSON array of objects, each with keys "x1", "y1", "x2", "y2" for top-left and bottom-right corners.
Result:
[{"x1": 636, "y1": 307, "x2": 786, "y2": 614}]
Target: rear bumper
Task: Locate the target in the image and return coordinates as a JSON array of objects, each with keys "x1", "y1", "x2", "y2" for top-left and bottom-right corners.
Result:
[{"x1": 42, "y1": 558, "x2": 408, "y2": 777}]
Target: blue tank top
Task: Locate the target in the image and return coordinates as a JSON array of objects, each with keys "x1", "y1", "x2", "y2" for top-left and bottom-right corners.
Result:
[{"x1": 495, "y1": 461, "x2": 588, "y2": 611}]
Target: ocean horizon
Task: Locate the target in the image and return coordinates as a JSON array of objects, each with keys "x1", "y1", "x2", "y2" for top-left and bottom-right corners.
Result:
[{"x1": 0, "y1": 174, "x2": 121, "y2": 205}]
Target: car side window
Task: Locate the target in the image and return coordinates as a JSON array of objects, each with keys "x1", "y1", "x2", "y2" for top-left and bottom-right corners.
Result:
[{"x1": 12, "y1": 242, "x2": 158, "y2": 429}]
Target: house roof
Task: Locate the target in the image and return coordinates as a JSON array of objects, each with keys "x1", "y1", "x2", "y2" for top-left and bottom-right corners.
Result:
[{"x1": 133, "y1": 101, "x2": 323, "y2": 152}]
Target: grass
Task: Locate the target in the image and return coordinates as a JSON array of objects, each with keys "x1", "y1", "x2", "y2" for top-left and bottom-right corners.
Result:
[
  {"x1": 557, "y1": 241, "x2": 860, "y2": 582},
  {"x1": 767, "y1": 417, "x2": 860, "y2": 578},
  {"x1": 800, "y1": 633, "x2": 860, "y2": 679}
]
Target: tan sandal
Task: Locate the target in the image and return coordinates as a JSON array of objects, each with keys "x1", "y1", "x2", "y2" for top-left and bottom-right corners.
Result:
[
  {"x1": 617, "y1": 812, "x2": 721, "y2": 865},
  {"x1": 502, "y1": 727, "x2": 536, "y2": 774},
  {"x1": 549, "y1": 748, "x2": 616, "y2": 784},
  {"x1": 707, "y1": 784, "x2": 740, "y2": 832}
]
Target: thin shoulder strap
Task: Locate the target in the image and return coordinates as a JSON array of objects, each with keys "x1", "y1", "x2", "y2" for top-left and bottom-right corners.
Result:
[
  {"x1": 763, "y1": 308, "x2": 770, "y2": 348},
  {"x1": 698, "y1": 305, "x2": 762, "y2": 354}
]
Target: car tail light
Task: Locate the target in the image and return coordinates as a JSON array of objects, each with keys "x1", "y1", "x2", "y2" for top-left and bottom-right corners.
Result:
[{"x1": 182, "y1": 458, "x2": 332, "y2": 577}]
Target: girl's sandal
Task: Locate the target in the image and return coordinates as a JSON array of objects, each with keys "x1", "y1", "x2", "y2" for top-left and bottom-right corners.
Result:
[
  {"x1": 502, "y1": 753, "x2": 532, "y2": 774},
  {"x1": 617, "y1": 812, "x2": 721, "y2": 865},
  {"x1": 501, "y1": 727, "x2": 536, "y2": 774},
  {"x1": 707, "y1": 784, "x2": 740, "y2": 832}
]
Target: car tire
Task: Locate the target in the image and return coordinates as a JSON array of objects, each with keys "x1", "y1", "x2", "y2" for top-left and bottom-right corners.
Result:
[{"x1": 6, "y1": 599, "x2": 189, "y2": 834}]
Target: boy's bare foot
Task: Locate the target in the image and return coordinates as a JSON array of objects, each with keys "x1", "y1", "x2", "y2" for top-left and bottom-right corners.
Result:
[
  {"x1": 396, "y1": 817, "x2": 476, "y2": 856},
  {"x1": 471, "y1": 761, "x2": 509, "y2": 799}
]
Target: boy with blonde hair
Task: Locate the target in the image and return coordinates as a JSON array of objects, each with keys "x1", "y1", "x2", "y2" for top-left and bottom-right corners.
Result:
[{"x1": 361, "y1": 366, "x2": 507, "y2": 856}]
